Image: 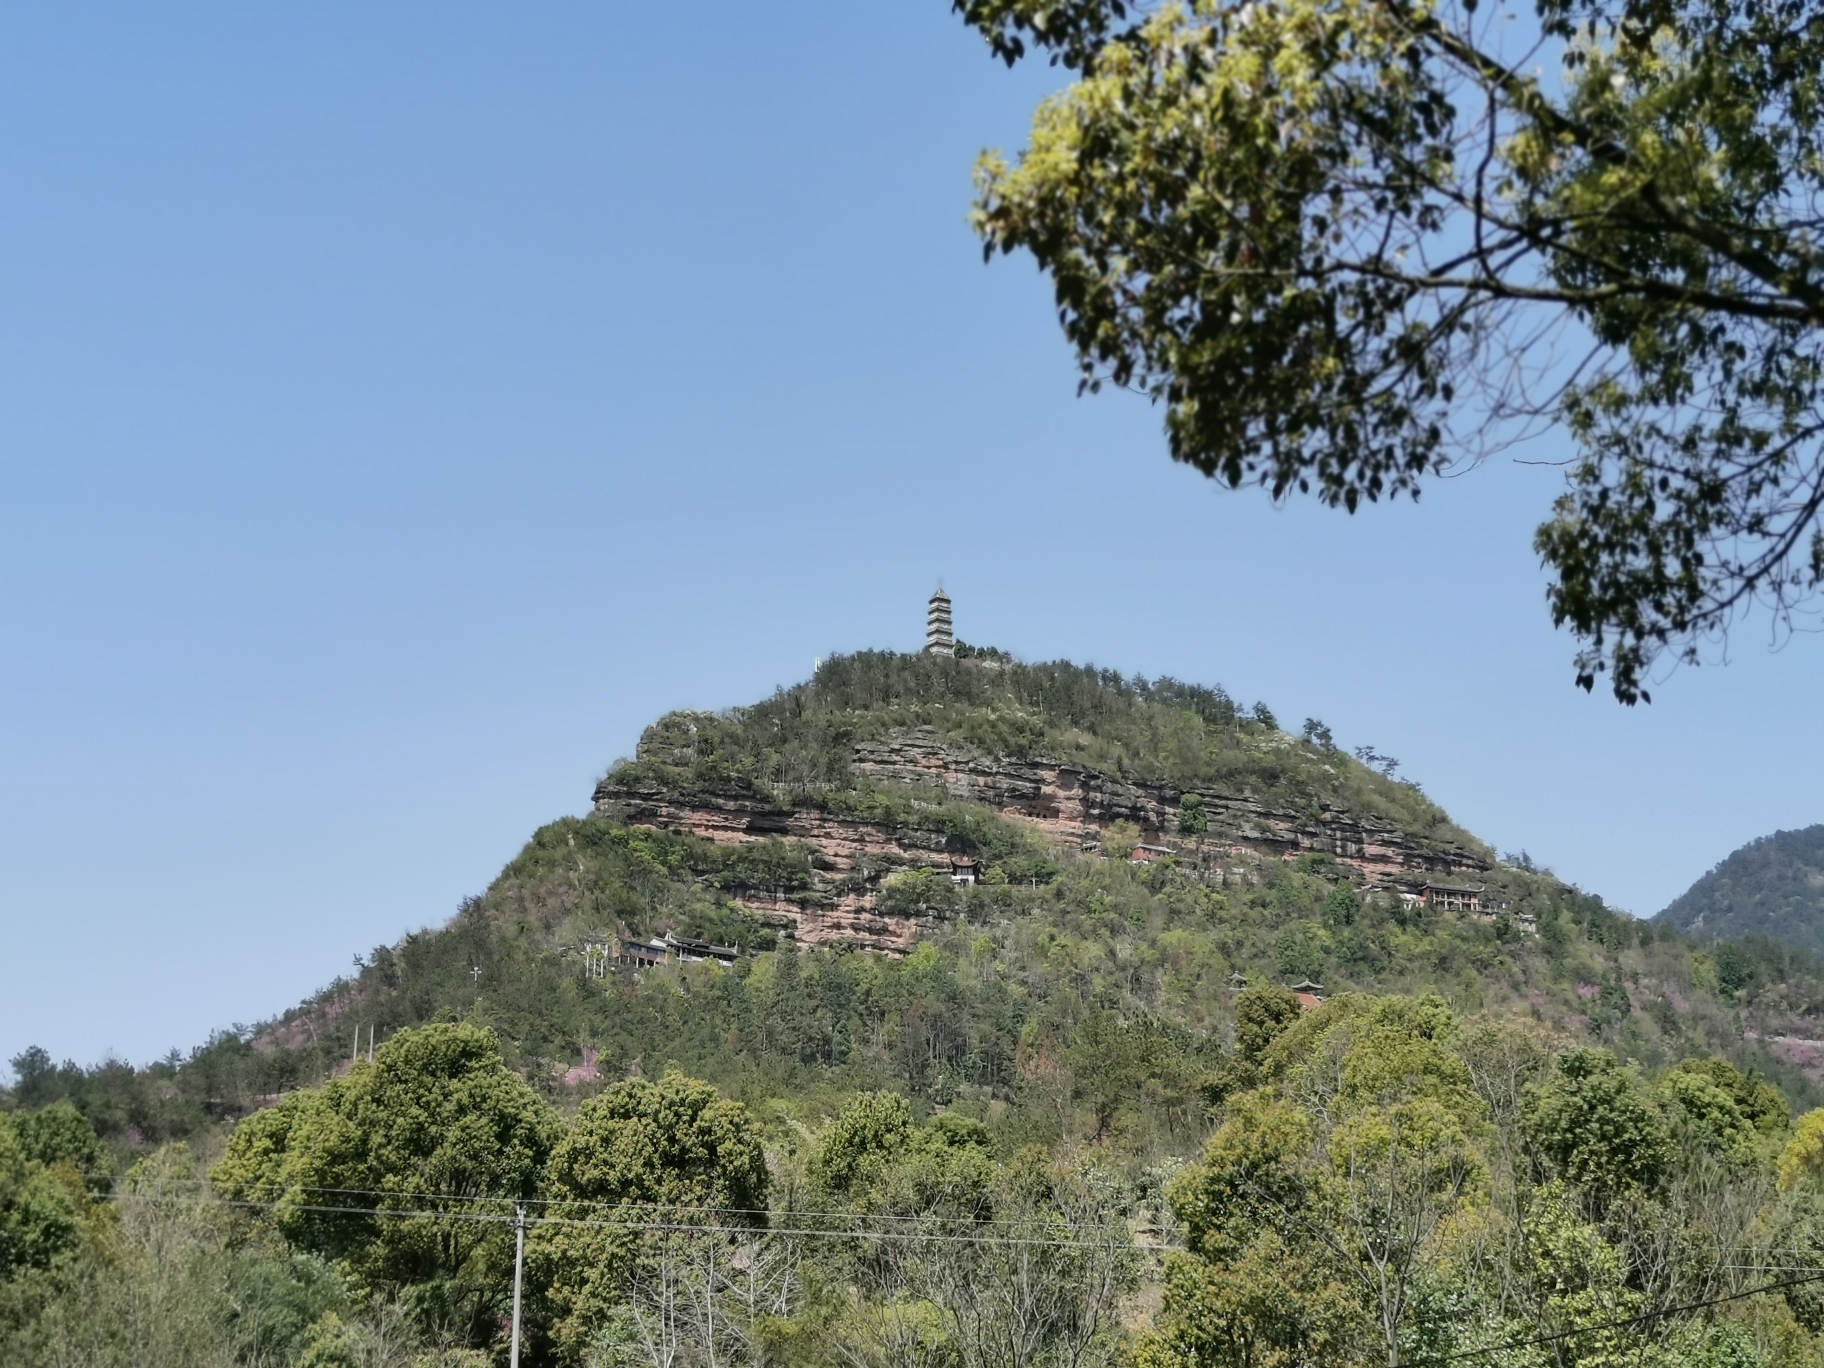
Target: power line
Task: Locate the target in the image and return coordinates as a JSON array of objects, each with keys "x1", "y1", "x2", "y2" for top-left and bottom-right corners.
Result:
[
  {"x1": 132, "y1": 1179, "x2": 1142, "y2": 1234},
  {"x1": 1410, "y1": 1268, "x2": 1824, "y2": 1366},
  {"x1": 105, "y1": 1190, "x2": 1824, "y2": 1354},
  {"x1": 106, "y1": 1191, "x2": 1165, "y2": 1251}
]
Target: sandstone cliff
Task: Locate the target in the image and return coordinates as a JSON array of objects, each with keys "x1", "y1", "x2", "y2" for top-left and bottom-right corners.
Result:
[{"x1": 594, "y1": 727, "x2": 1488, "y2": 954}]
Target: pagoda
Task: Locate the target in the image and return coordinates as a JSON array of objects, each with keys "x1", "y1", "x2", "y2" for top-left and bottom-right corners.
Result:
[{"x1": 925, "y1": 588, "x2": 954, "y2": 656}]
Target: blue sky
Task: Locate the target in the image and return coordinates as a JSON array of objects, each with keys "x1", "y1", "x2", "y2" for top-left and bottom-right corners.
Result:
[{"x1": 3, "y1": 3, "x2": 1820, "y2": 1070}]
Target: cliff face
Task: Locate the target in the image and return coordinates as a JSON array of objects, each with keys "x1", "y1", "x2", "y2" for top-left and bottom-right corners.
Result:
[
  {"x1": 593, "y1": 727, "x2": 1489, "y2": 954},
  {"x1": 594, "y1": 779, "x2": 957, "y2": 954},
  {"x1": 849, "y1": 731, "x2": 1486, "y2": 880}
]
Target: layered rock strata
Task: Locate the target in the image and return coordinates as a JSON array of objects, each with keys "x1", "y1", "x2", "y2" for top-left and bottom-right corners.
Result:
[
  {"x1": 593, "y1": 728, "x2": 1488, "y2": 955},
  {"x1": 850, "y1": 732, "x2": 1485, "y2": 882}
]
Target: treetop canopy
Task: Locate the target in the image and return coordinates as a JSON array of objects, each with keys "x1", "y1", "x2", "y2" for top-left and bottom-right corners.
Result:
[{"x1": 956, "y1": 0, "x2": 1824, "y2": 701}]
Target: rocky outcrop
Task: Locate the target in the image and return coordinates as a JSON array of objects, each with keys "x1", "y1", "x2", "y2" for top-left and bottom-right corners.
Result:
[
  {"x1": 850, "y1": 731, "x2": 1485, "y2": 882},
  {"x1": 593, "y1": 727, "x2": 1488, "y2": 954},
  {"x1": 594, "y1": 775, "x2": 956, "y2": 954}
]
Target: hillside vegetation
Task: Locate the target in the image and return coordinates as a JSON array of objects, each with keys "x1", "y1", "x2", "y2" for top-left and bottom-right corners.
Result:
[
  {"x1": 10, "y1": 653, "x2": 1824, "y2": 1364},
  {"x1": 1660, "y1": 826, "x2": 1824, "y2": 956},
  {"x1": 610, "y1": 650, "x2": 1483, "y2": 851}
]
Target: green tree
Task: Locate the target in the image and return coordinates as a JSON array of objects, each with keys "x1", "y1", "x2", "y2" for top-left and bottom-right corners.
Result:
[
  {"x1": 1713, "y1": 942, "x2": 1757, "y2": 998},
  {"x1": 810, "y1": 1091, "x2": 919, "y2": 1200},
  {"x1": 6, "y1": 1140, "x2": 490, "y2": 1368},
  {"x1": 4, "y1": 1145, "x2": 240, "y2": 1367},
  {"x1": 931, "y1": 1154, "x2": 1138, "y2": 1368},
  {"x1": 1275, "y1": 923, "x2": 1328, "y2": 983},
  {"x1": 211, "y1": 1023, "x2": 556, "y2": 1340},
  {"x1": 12, "y1": 1102, "x2": 110, "y2": 1197},
  {"x1": 1178, "y1": 793, "x2": 1208, "y2": 851},
  {"x1": 0, "y1": 1117, "x2": 82, "y2": 1287},
  {"x1": 1656, "y1": 1069, "x2": 1753, "y2": 1160},
  {"x1": 529, "y1": 1072, "x2": 769, "y2": 1363},
  {"x1": 1596, "y1": 968, "x2": 1632, "y2": 1025},
  {"x1": 810, "y1": 1092, "x2": 997, "y2": 1220},
  {"x1": 1067, "y1": 1014, "x2": 1200, "y2": 1143},
  {"x1": 1324, "y1": 883, "x2": 1360, "y2": 929},
  {"x1": 956, "y1": 0, "x2": 1824, "y2": 701},
  {"x1": 1233, "y1": 984, "x2": 1302, "y2": 1069},
  {"x1": 1779, "y1": 1110, "x2": 1824, "y2": 1191},
  {"x1": 1523, "y1": 1048, "x2": 1672, "y2": 1195},
  {"x1": 1666, "y1": 1056, "x2": 1789, "y2": 1133},
  {"x1": 1513, "y1": 1184, "x2": 1650, "y2": 1366},
  {"x1": 1150, "y1": 997, "x2": 1488, "y2": 1367},
  {"x1": 1102, "y1": 820, "x2": 1143, "y2": 861}
]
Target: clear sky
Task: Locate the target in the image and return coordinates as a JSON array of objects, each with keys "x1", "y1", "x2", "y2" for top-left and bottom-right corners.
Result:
[{"x1": 3, "y1": 3, "x2": 1819, "y2": 1072}]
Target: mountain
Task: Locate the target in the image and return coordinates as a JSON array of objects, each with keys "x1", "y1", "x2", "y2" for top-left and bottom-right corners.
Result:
[
  {"x1": 22, "y1": 647, "x2": 1824, "y2": 1368},
  {"x1": 1658, "y1": 824, "x2": 1824, "y2": 954},
  {"x1": 14, "y1": 648, "x2": 1824, "y2": 1147}
]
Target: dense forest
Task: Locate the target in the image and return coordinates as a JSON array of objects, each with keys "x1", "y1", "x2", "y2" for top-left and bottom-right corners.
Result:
[
  {"x1": 1660, "y1": 826, "x2": 1824, "y2": 957},
  {"x1": 9, "y1": 651, "x2": 1824, "y2": 1364}
]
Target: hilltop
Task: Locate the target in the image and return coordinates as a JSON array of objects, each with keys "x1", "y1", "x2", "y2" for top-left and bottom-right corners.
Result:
[
  {"x1": 594, "y1": 650, "x2": 1490, "y2": 952},
  {"x1": 1659, "y1": 824, "x2": 1824, "y2": 955},
  {"x1": 13, "y1": 648, "x2": 1824, "y2": 1149}
]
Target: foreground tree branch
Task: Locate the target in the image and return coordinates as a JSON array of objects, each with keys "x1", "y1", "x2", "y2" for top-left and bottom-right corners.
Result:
[{"x1": 955, "y1": 0, "x2": 1824, "y2": 701}]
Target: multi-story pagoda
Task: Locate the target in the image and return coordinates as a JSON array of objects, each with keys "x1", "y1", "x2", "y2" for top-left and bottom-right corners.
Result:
[{"x1": 925, "y1": 588, "x2": 954, "y2": 656}]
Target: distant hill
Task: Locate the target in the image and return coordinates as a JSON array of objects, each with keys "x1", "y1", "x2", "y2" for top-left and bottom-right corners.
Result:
[{"x1": 1658, "y1": 824, "x2": 1824, "y2": 953}]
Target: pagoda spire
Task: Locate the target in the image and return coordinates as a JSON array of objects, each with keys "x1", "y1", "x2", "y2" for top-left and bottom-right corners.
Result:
[{"x1": 925, "y1": 587, "x2": 954, "y2": 656}]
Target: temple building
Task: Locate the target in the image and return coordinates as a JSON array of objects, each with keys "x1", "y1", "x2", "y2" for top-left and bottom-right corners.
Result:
[
  {"x1": 926, "y1": 588, "x2": 954, "y2": 656},
  {"x1": 1418, "y1": 881, "x2": 1485, "y2": 912}
]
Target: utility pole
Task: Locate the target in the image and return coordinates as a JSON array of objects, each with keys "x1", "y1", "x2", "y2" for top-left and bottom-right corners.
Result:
[
  {"x1": 367, "y1": 1024, "x2": 375, "y2": 1064},
  {"x1": 509, "y1": 1204, "x2": 526, "y2": 1368}
]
